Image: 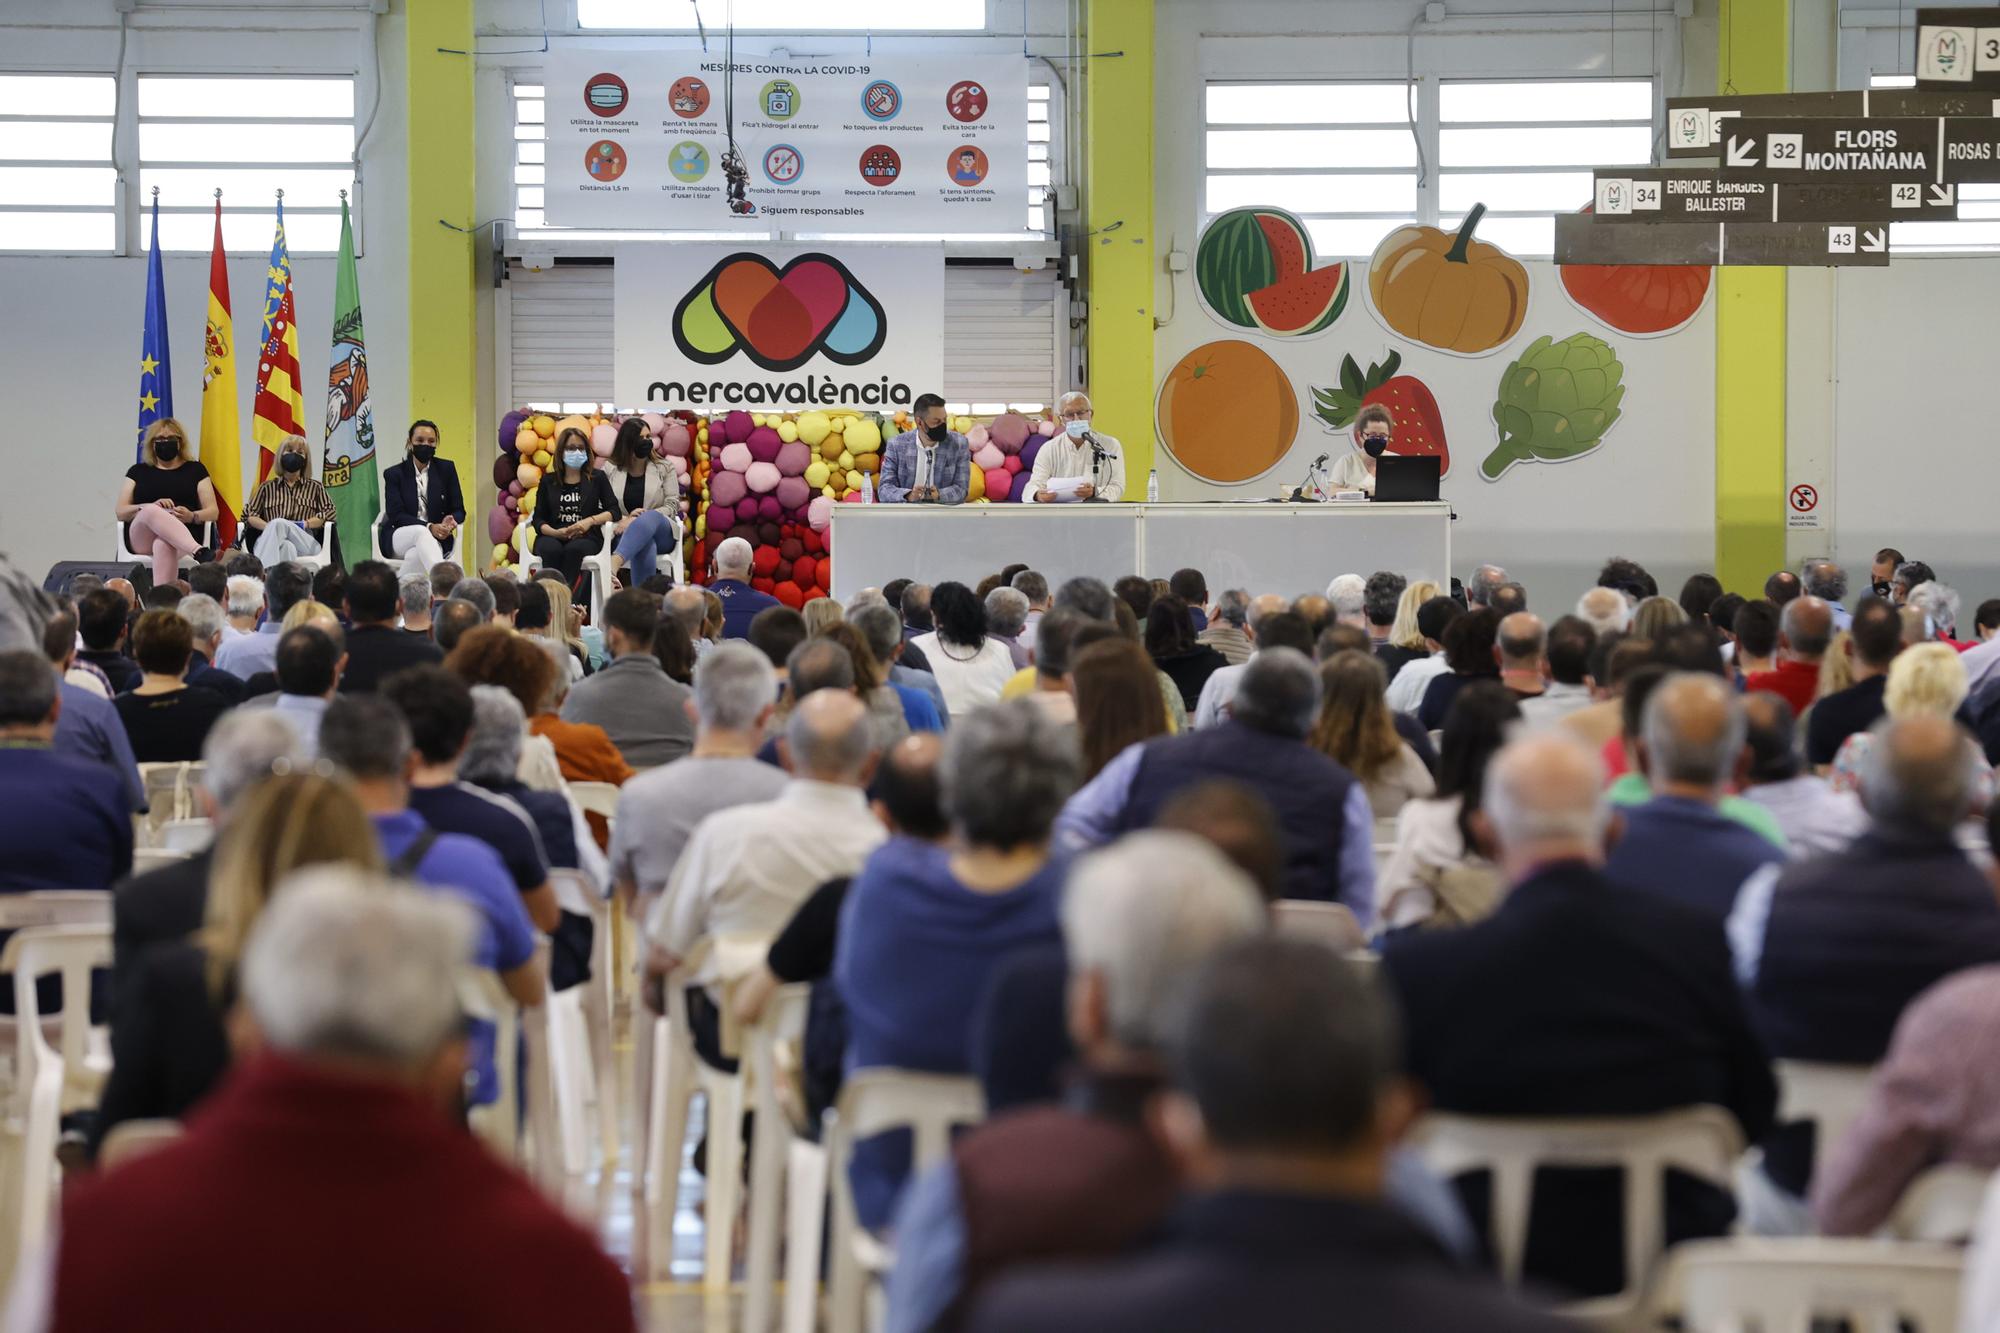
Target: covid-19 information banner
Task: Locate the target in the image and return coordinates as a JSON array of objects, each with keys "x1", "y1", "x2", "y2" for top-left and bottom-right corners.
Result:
[{"x1": 544, "y1": 49, "x2": 1028, "y2": 233}]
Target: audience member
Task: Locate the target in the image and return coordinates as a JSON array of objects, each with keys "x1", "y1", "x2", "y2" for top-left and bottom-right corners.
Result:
[
  {"x1": 560, "y1": 589, "x2": 694, "y2": 767},
  {"x1": 1383, "y1": 595, "x2": 1464, "y2": 714},
  {"x1": 1061, "y1": 648, "x2": 1373, "y2": 918},
  {"x1": 1805, "y1": 596, "x2": 1901, "y2": 766},
  {"x1": 1744, "y1": 596, "x2": 1832, "y2": 715},
  {"x1": 1603, "y1": 665, "x2": 1784, "y2": 844},
  {"x1": 1169, "y1": 568, "x2": 1208, "y2": 631},
  {"x1": 819, "y1": 620, "x2": 918, "y2": 748},
  {"x1": 1466, "y1": 562, "x2": 1509, "y2": 607},
  {"x1": 1597, "y1": 556, "x2": 1658, "y2": 602},
  {"x1": 1630, "y1": 595, "x2": 1688, "y2": 642},
  {"x1": 1814, "y1": 627, "x2": 1856, "y2": 701},
  {"x1": 912, "y1": 581, "x2": 1017, "y2": 714},
  {"x1": 337, "y1": 560, "x2": 443, "y2": 693},
  {"x1": 985, "y1": 586, "x2": 1032, "y2": 672},
  {"x1": 398, "y1": 573, "x2": 433, "y2": 637},
  {"x1": 1738, "y1": 692, "x2": 1862, "y2": 857},
  {"x1": 1155, "y1": 780, "x2": 1285, "y2": 900},
  {"x1": 45, "y1": 872, "x2": 633, "y2": 1332},
  {"x1": 175, "y1": 594, "x2": 246, "y2": 703},
  {"x1": 1146, "y1": 594, "x2": 1227, "y2": 713},
  {"x1": 1362, "y1": 571, "x2": 1406, "y2": 652},
  {"x1": 0, "y1": 649, "x2": 131, "y2": 893},
  {"x1": 245, "y1": 625, "x2": 343, "y2": 759},
  {"x1": 1574, "y1": 585, "x2": 1631, "y2": 639},
  {"x1": 1731, "y1": 599, "x2": 1781, "y2": 677},
  {"x1": 1069, "y1": 637, "x2": 1168, "y2": 781},
  {"x1": 1194, "y1": 589, "x2": 1253, "y2": 666},
  {"x1": 1192, "y1": 594, "x2": 1292, "y2": 724},
  {"x1": 430, "y1": 597, "x2": 482, "y2": 653},
  {"x1": 1310, "y1": 651, "x2": 1434, "y2": 821},
  {"x1": 221, "y1": 573, "x2": 263, "y2": 642},
  {"x1": 649, "y1": 614, "x2": 697, "y2": 688},
  {"x1": 1891, "y1": 559, "x2": 1937, "y2": 606},
  {"x1": 1376, "y1": 682, "x2": 1519, "y2": 932},
  {"x1": 448, "y1": 577, "x2": 497, "y2": 623},
  {"x1": 1829, "y1": 642, "x2": 1991, "y2": 802},
  {"x1": 1518, "y1": 615, "x2": 1595, "y2": 729},
  {"x1": 1708, "y1": 593, "x2": 1746, "y2": 658},
  {"x1": 1416, "y1": 607, "x2": 1501, "y2": 731},
  {"x1": 1011, "y1": 569, "x2": 1051, "y2": 633},
  {"x1": 748, "y1": 604, "x2": 810, "y2": 678},
  {"x1": 1977, "y1": 598, "x2": 2000, "y2": 643},
  {"x1": 424, "y1": 560, "x2": 461, "y2": 603},
  {"x1": 446, "y1": 625, "x2": 628, "y2": 812},
  {"x1": 1384, "y1": 731, "x2": 1776, "y2": 1299},
  {"x1": 74, "y1": 587, "x2": 140, "y2": 693},
  {"x1": 40, "y1": 610, "x2": 144, "y2": 813},
  {"x1": 113, "y1": 610, "x2": 230, "y2": 762},
  {"x1": 1113, "y1": 575, "x2": 1155, "y2": 624},
  {"x1": 1871, "y1": 547, "x2": 1906, "y2": 598},
  {"x1": 851, "y1": 601, "x2": 948, "y2": 728},
  {"x1": 1908, "y1": 579, "x2": 1967, "y2": 648},
  {"x1": 1765, "y1": 570, "x2": 1802, "y2": 606},
  {"x1": 709, "y1": 535, "x2": 781, "y2": 638},
  {"x1": 1375, "y1": 579, "x2": 1441, "y2": 682},
  {"x1": 185, "y1": 563, "x2": 227, "y2": 604},
  {"x1": 1802, "y1": 559, "x2": 1850, "y2": 628},
  {"x1": 970, "y1": 934, "x2": 1573, "y2": 1333},
  {"x1": 1678, "y1": 573, "x2": 1724, "y2": 626},
  {"x1": 1489, "y1": 582, "x2": 1528, "y2": 617},
  {"x1": 214, "y1": 562, "x2": 310, "y2": 680},
  {"x1": 838, "y1": 701, "x2": 1077, "y2": 1228},
  {"x1": 1495, "y1": 611, "x2": 1547, "y2": 703}
]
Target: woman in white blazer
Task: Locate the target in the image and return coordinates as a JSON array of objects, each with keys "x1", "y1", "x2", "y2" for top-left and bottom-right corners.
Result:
[{"x1": 606, "y1": 418, "x2": 683, "y2": 586}]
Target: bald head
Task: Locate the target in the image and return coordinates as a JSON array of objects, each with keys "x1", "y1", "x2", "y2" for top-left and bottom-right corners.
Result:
[
  {"x1": 1245, "y1": 593, "x2": 1289, "y2": 637},
  {"x1": 664, "y1": 586, "x2": 707, "y2": 637},
  {"x1": 782, "y1": 689, "x2": 875, "y2": 784},
  {"x1": 1484, "y1": 732, "x2": 1609, "y2": 869},
  {"x1": 1642, "y1": 672, "x2": 1746, "y2": 792},
  {"x1": 1780, "y1": 595, "x2": 1834, "y2": 662},
  {"x1": 1861, "y1": 713, "x2": 1977, "y2": 837},
  {"x1": 1497, "y1": 612, "x2": 1546, "y2": 669}
]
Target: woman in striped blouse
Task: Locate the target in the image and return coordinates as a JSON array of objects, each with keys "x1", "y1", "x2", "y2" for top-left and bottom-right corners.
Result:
[{"x1": 243, "y1": 434, "x2": 336, "y2": 565}]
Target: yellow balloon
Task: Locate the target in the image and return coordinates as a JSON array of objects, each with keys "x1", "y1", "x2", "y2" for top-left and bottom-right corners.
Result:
[
  {"x1": 514, "y1": 427, "x2": 538, "y2": 455},
  {"x1": 822, "y1": 484, "x2": 837, "y2": 497},
  {"x1": 532, "y1": 449, "x2": 551, "y2": 470},
  {"x1": 556, "y1": 414, "x2": 589, "y2": 441},
  {"x1": 845, "y1": 470, "x2": 863, "y2": 491},
  {"x1": 751, "y1": 413, "x2": 767, "y2": 428},
  {"x1": 797, "y1": 411, "x2": 832, "y2": 445},
  {"x1": 516, "y1": 463, "x2": 543, "y2": 488},
  {"x1": 804, "y1": 459, "x2": 830, "y2": 488},
  {"x1": 844, "y1": 419, "x2": 882, "y2": 453},
  {"x1": 838, "y1": 451, "x2": 854, "y2": 470},
  {"x1": 777, "y1": 420, "x2": 799, "y2": 443},
  {"x1": 530, "y1": 415, "x2": 555, "y2": 438},
  {"x1": 952, "y1": 415, "x2": 973, "y2": 434},
  {"x1": 968, "y1": 467, "x2": 986, "y2": 500}
]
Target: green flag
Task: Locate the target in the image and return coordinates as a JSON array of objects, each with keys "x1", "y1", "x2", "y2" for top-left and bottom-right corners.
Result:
[{"x1": 321, "y1": 194, "x2": 377, "y2": 569}]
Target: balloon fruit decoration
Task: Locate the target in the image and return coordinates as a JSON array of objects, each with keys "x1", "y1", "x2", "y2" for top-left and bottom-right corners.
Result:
[
  {"x1": 1368, "y1": 203, "x2": 1530, "y2": 355},
  {"x1": 1195, "y1": 206, "x2": 1351, "y2": 337},
  {"x1": 490, "y1": 411, "x2": 695, "y2": 572},
  {"x1": 1310, "y1": 351, "x2": 1450, "y2": 477}
]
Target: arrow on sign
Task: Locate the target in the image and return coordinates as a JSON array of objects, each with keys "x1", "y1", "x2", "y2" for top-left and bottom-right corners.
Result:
[
  {"x1": 1727, "y1": 135, "x2": 1760, "y2": 166},
  {"x1": 1930, "y1": 183, "x2": 1956, "y2": 205},
  {"x1": 1860, "y1": 227, "x2": 1888, "y2": 252}
]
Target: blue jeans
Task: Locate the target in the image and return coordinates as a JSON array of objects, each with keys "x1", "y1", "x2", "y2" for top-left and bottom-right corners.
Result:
[{"x1": 614, "y1": 509, "x2": 678, "y2": 585}]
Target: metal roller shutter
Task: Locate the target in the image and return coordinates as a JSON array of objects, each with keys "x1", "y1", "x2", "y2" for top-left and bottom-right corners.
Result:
[{"x1": 507, "y1": 261, "x2": 613, "y2": 407}]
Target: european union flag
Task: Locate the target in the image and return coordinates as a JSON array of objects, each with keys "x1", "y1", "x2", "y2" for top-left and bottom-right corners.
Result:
[{"x1": 136, "y1": 192, "x2": 173, "y2": 458}]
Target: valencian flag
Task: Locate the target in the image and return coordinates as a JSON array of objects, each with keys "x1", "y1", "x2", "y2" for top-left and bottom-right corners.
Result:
[
  {"x1": 322, "y1": 192, "x2": 376, "y2": 568},
  {"x1": 251, "y1": 195, "x2": 306, "y2": 485},
  {"x1": 135, "y1": 191, "x2": 174, "y2": 457},
  {"x1": 198, "y1": 198, "x2": 246, "y2": 550}
]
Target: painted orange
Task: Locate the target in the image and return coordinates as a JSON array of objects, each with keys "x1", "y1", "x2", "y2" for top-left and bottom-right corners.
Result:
[
  {"x1": 1156, "y1": 340, "x2": 1298, "y2": 484},
  {"x1": 1368, "y1": 204, "x2": 1529, "y2": 354}
]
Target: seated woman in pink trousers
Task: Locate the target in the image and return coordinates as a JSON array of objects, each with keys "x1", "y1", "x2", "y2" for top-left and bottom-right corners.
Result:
[{"x1": 116, "y1": 417, "x2": 218, "y2": 584}]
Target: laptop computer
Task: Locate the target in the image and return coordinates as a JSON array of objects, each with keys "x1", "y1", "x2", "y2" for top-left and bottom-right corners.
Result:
[{"x1": 1373, "y1": 455, "x2": 1441, "y2": 503}]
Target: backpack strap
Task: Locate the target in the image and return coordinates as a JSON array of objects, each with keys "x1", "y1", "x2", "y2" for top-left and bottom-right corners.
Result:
[{"x1": 390, "y1": 827, "x2": 440, "y2": 878}]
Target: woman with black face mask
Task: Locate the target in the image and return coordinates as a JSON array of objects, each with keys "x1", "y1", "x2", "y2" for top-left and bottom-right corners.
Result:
[
  {"x1": 1325, "y1": 403, "x2": 1396, "y2": 497},
  {"x1": 243, "y1": 435, "x2": 336, "y2": 566},
  {"x1": 378, "y1": 420, "x2": 467, "y2": 577},
  {"x1": 605, "y1": 416, "x2": 682, "y2": 586},
  {"x1": 116, "y1": 417, "x2": 220, "y2": 584}
]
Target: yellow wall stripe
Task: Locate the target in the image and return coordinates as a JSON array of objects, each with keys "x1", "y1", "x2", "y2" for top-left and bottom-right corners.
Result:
[{"x1": 1085, "y1": 0, "x2": 1156, "y2": 495}]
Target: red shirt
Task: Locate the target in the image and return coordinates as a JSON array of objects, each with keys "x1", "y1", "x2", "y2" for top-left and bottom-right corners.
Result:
[
  {"x1": 1743, "y1": 657, "x2": 1821, "y2": 718},
  {"x1": 52, "y1": 1053, "x2": 635, "y2": 1333}
]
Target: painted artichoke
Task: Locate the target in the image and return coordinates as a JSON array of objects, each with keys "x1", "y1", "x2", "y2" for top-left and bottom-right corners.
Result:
[{"x1": 1482, "y1": 333, "x2": 1626, "y2": 480}]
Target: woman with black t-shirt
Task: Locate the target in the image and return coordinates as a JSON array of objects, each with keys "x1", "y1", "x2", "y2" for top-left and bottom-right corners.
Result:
[
  {"x1": 115, "y1": 418, "x2": 218, "y2": 586},
  {"x1": 530, "y1": 427, "x2": 619, "y2": 591},
  {"x1": 112, "y1": 611, "x2": 229, "y2": 762}
]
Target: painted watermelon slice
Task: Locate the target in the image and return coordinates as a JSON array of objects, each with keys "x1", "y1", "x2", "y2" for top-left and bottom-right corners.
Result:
[
  {"x1": 1247, "y1": 263, "x2": 1349, "y2": 337},
  {"x1": 1254, "y1": 211, "x2": 1311, "y2": 281}
]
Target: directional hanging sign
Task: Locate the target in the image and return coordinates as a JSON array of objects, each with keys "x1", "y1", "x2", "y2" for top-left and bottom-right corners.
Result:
[
  {"x1": 1715, "y1": 116, "x2": 2000, "y2": 184},
  {"x1": 1591, "y1": 169, "x2": 1958, "y2": 223},
  {"x1": 1665, "y1": 90, "x2": 2000, "y2": 159},
  {"x1": 1554, "y1": 214, "x2": 1891, "y2": 267},
  {"x1": 1916, "y1": 9, "x2": 2000, "y2": 91}
]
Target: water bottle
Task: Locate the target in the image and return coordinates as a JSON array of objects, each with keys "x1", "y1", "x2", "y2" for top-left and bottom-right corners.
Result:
[
  {"x1": 861, "y1": 472, "x2": 875, "y2": 504},
  {"x1": 1145, "y1": 468, "x2": 1159, "y2": 504}
]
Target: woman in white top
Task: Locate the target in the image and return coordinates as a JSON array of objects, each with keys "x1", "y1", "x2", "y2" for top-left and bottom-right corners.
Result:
[
  {"x1": 910, "y1": 580, "x2": 1017, "y2": 715},
  {"x1": 1325, "y1": 402, "x2": 1396, "y2": 496},
  {"x1": 1308, "y1": 650, "x2": 1435, "y2": 821},
  {"x1": 1373, "y1": 681, "x2": 1520, "y2": 933}
]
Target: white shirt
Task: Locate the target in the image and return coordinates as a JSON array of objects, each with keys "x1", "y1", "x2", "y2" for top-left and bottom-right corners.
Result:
[
  {"x1": 1375, "y1": 795, "x2": 1472, "y2": 930},
  {"x1": 414, "y1": 460, "x2": 430, "y2": 517},
  {"x1": 1386, "y1": 652, "x2": 1450, "y2": 715},
  {"x1": 1025, "y1": 431, "x2": 1126, "y2": 503},
  {"x1": 1517, "y1": 681, "x2": 1594, "y2": 730},
  {"x1": 913, "y1": 442, "x2": 936, "y2": 494},
  {"x1": 1193, "y1": 661, "x2": 1246, "y2": 729},
  {"x1": 1741, "y1": 776, "x2": 1864, "y2": 859},
  {"x1": 1326, "y1": 451, "x2": 1379, "y2": 496},
  {"x1": 645, "y1": 779, "x2": 886, "y2": 980},
  {"x1": 909, "y1": 632, "x2": 1017, "y2": 714}
]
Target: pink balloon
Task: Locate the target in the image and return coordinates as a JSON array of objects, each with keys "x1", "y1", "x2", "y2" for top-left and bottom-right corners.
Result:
[
  {"x1": 808, "y1": 496, "x2": 833, "y2": 531},
  {"x1": 720, "y1": 442, "x2": 753, "y2": 473},
  {"x1": 775, "y1": 476, "x2": 810, "y2": 510},
  {"x1": 736, "y1": 497, "x2": 760, "y2": 521},
  {"x1": 671, "y1": 455, "x2": 690, "y2": 478},
  {"x1": 507, "y1": 480, "x2": 524, "y2": 497},
  {"x1": 775, "y1": 441, "x2": 812, "y2": 476},
  {"x1": 591, "y1": 423, "x2": 618, "y2": 456},
  {"x1": 485, "y1": 504, "x2": 514, "y2": 545},
  {"x1": 758, "y1": 495, "x2": 783, "y2": 521},
  {"x1": 972, "y1": 443, "x2": 1004, "y2": 471},
  {"x1": 1036, "y1": 418, "x2": 1058, "y2": 437},
  {"x1": 642, "y1": 413, "x2": 668, "y2": 436},
  {"x1": 984, "y1": 467, "x2": 1011, "y2": 500},
  {"x1": 722, "y1": 410, "x2": 755, "y2": 443},
  {"x1": 1003, "y1": 454, "x2": 1023, "y2": 474},
  {"x1": 967, "y1": 425, "x2": 991, "y2": 449},
  {"x1": 746, "y1": 426, "x2": 783, "y2": 464},
  {"x1": 709, "y1": 470, "x2": 747, "y2": 508},
  {"x1": 745, "y1": 461, "x2": 782, "y2": 494},
  {"x1": 502, "y1": 494, "x2": 519, "y2": 512},
  {"x1": 659, "y1": 423, "x2": 692, "y2": 457},
  {"x1": 708, "y1": 505, "x2": 737, "y2": 533},
  {"x1": 989, "y1": 412, "x2": 1031, "y2": 453},
  {"x1": 841, "y1": 490, "x2": 865, "y2": 503}
]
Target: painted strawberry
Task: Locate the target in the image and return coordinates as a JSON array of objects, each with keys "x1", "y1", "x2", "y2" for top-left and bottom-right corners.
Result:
[{"x1": 1310, "y1": 351, "x2": 1450, "y2": 477}]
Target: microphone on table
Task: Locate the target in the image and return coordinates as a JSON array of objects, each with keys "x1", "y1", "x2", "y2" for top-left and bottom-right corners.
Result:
[{"x1": 1291, "y1": 454, "x2": 1331, "y2": 503}]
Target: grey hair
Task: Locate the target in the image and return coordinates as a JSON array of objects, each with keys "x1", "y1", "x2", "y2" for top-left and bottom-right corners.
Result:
[
  {"x1": 1575, "y1": 586, "x2": 1631, "y2": 636},
  {"x1": 1801, "y1": 559, "x2": 1847, "y2": 603},
  {"x1": 1053, "y1": 576, "x2": 1114, "y2": 622},
  {"x1": 448, "y1": 577, "x2": 496, "y2": 620},
  {"x1": 1010, "y1": 569, "x2": 1049, "y2": 605},
  {"x1": 176, "y1": 593, "x2": 225, "y2": 644},
  {"x1": 0, "y1": 650, "x2": 56, "y2": 727},
  {"x1": 398, "y1": 574, "x2": 432, "y2": 620},
  {"x1": 985, "y1": 586, "x2": 1030, "y2": 638},
  {"x1": 1215, "y1": 589, "x2": 1252, "y2": 628},
  {"x1": 1860, "y1": 715, "x2": 1978, "y2": 837},
  {"x1": 459, "y1": 685, "x2": 526, "y2": 785},
  {"x1": 241, "y1": 868, "x2": 475, "y2": 1069},
  {"x1": 1482, "y1": 731, "x2": 1609, "y2": 849},
  {"x1": 849, "y1": 602, "x2": 904, "y2": 664},
  {"x1": 1228, "y1": 647, "x2": 1321, "y2": 738},
  {"x1": 1642, "y1": 672, "x2": 1746, "y2": 789},
  {"x1": 200, "y1": 709, "x2": 310, "y2": 809},
  {"x1": 942, "y1": 698, "x2": 1081, "y2": 848},
  {"x1": 1061, "y1": 831, "x2": 1265, "y2": 1051},
  {"x1": 664, "y1": 586, "x2": 708, "y2": 636},
  {"x1": 1325, "y1": 573, "x2": 1366, "y2": 618},
  {"x1": 1057, "y1": 390, "x2": 1092, "y2": 413},
  {"x1": 784, "y1": 689, "x2": 875, "y2": 781},
  {"x1": 1907, "y1": 581, "x2": 1961, "y2": 638},
  {"x1": 714, "y1": 535, "x2": 754, "y2": 577},
  {"x1": 694, "y1": 641, "x2": 777, "y2": 731},
  {"x1": 225, "y1": 574, "x2": 265, "y2": 618},
  {"x1": 1780, "y1": 596, "x2": 1835, "y2": 657},
  {"x1": 1467, "y1": 564, "x2": 1508, "y2": 606}
]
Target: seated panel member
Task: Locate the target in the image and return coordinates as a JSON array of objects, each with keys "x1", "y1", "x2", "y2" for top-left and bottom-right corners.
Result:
[
  {"x1": 378, "y1": 420, "x2": 467, "y2": 577},
  {"x1": 879, "y1": 392, "x2": 970, "y2": 505},
  {"x1": 1027, "y1": 391, "x2": 1126, "y2": 503},
  {"x1": 1327, "y1": 402, "x2": 1397, "y2": 497}
]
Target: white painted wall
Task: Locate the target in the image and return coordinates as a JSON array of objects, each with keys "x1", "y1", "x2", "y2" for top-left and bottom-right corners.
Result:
[{"x1": 0, "y1": 0, "x2": 408, "y2": 574}]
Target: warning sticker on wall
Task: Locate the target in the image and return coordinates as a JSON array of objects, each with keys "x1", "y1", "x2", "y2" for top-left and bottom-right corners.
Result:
[{"x1": 1787, "y1": 482, "x2": 1824, "y2": 530}]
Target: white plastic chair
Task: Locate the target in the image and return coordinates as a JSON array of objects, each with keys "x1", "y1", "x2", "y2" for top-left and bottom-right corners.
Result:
[
  {"x1": 743, "y1": 984, "x2": 811, "y2": 1333},
  {"x1": 567, "y1": 780, "x2": 621, "y2": 824},
  {"x1": 1883, "y1": 1164, "x2": 1993, "y2": 1244},
  {"x1": 0, "y1": 894, "x2": 112, "y2": 1103},
  {"x1": 96, "y1": 1117, "x2": 183, "y2": 1171},
  {"x1": 155, "y1": 817, "x2": 213, "y2": 854},
  {"x1": 516, "y1": 515, "x2": 621, "y2": 629},
  {"x1": 114, "y1": 518, "x2": 215, "y2": 569},
  {"x1": 783, "y1": 1136, "x2": 830, "y2": 1333},
  {"x1": 1271, "y1": 900, "x2": 1366, "y2": 952},
  {"x1": 1410, "y1": 1105, "x2": 1747, "y2": 1324},
  {"x1": 1775, "y1": 1059, "x2": 1876, "y2": 1175},
  {"x1": 1674, "y1": 1237, "x2": 1963, "y2": 1333},
  {"x1": 459, "y1": 967, "x2": 525, "y2": 1163},
  {"x1": 643, "y1": 962, "x2": 752, "y2": 1292},
  {"x1": 552, "y1": 869, "x2": 619, "y2": 1171},
  {"x1": 136, "y1": 761, "x2": 198, "y2": 846},
  {"x1": 824, "y1": 1070, "x2": 986, "y2": 1333}
]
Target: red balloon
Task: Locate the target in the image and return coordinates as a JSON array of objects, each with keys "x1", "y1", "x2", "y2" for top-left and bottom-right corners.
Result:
[
  {"x1": 793, "y1": 555, "x2": 817, "y2": 588},
  {"x1": 752, "y1": 546, "x2": 781, "y2": 576},
  {"x1": 774, "y1": 580, "x2": 804, "y2": 609},
  {"x1": 753, "y1": 576, "x2": 776, "y2": 593}
]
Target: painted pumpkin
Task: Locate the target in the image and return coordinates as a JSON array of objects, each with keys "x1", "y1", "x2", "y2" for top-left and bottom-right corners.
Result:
[
  {"x1": 1368, "y1": 204, "x2": 1530, "y2": 354},
  {"x1": 1559, "y1": 208, "x2": 1712, "y2": 335},
  {"x1": 1155, "y1": 340, "x2": 1298, "y2": 484}
]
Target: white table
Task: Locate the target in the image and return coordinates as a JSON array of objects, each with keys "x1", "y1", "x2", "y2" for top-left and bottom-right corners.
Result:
[{"x1": 827, "y1": 501, "x2": 1453, "y2": 601}]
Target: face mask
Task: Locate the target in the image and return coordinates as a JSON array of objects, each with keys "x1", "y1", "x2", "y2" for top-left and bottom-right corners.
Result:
[
  {"x1": 410, "y1": 444, "x2": 436, "y2": 463},
  {"x1": 636, "y1": 437, "x2": 653, "y2": 458},
  {"x1": 1363, "y1": 435, "x2": 1388, "y2": 458},
  {"x1": 280, "y1": 451, "x2": 307, "y2": 474},
  {"x1": 563, "y1": 451, "x2": 588, "y2": 470},
  {"x1": 924, "y1": 422, "x2": 949, "y2": 443},
  {"x1": 154, "y1": 437, "x2": 181, "y2": 462},
  {"x1": 1064, "y1": 419, "x2": 1089, "y2": 439}
]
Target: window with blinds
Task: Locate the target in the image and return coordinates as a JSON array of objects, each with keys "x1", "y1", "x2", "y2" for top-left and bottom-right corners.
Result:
[{"x1": 0, "y1": 74, "x2": 118, "y2": 253}]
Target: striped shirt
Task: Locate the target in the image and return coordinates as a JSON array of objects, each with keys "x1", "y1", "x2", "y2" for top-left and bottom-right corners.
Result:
[{"x1": 244, "y1": 475, "x2": 336, "y2": 525}]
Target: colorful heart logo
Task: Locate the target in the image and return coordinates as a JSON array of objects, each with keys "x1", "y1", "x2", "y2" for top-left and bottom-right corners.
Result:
[{"x1": 672, "y1": 252, "x2": 886, "y2": 372}]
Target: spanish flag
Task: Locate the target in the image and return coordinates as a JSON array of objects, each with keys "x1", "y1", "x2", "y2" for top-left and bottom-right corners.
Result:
[
  {"x1": 198, "y1": 199, "x2": 245, "y2": 550},
  {"x1": 251, "y1": 196, "x2": 306, "y2": 485}
]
